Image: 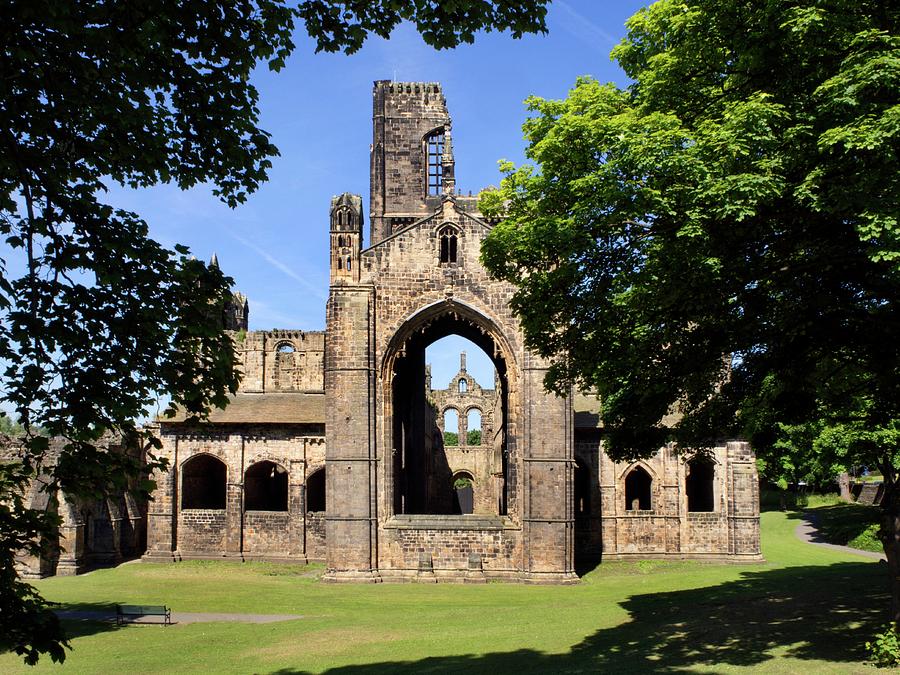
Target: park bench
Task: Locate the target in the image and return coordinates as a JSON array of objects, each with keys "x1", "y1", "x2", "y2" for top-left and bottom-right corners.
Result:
[{"x1": 116, "y1": 604, "x2": 171, "y2": 626}]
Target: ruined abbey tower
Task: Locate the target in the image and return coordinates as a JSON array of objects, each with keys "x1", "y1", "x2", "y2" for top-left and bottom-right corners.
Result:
[{"x1": 141, "y1": 82, "x2": 762, "y2": 582}]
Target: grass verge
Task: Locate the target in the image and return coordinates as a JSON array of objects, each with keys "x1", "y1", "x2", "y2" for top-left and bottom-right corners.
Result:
[{"x1": 0, "y1": 510, "x2": 890, "y2": 674}]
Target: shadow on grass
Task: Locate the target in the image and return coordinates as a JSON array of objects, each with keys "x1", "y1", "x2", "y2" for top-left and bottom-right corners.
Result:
[
  {"x1": 272, "y1": 561, "x2": 887, "y2": 674},
  {"x1": 804, "y1": 504, "x2": 882, "y2": 551},
  {"x1": 51, "y1": 602, "x2": 121, "y2": 641}
]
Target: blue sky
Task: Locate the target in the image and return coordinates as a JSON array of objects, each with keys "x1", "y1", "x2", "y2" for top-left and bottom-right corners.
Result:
[{"x1": 108, "y1": 0, "x2": 647, "y2": 387}]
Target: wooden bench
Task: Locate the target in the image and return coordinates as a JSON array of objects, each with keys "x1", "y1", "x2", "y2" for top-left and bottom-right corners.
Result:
[{"x1": 116, "y1": 604, "x2": 171, "y2": 626}]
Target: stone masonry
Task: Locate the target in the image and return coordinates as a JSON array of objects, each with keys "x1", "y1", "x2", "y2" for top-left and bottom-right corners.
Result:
[{"x1": 142, "y1": 81, "x2": 762, "y2": 581}]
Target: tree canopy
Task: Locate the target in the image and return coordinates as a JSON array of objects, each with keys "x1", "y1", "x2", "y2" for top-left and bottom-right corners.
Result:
[
  {"x1": 481, "y1": 0, "x2": 899, "y2": 620},
  {"x1": 0, "y1": 0, "x2": 549, "y2": 664}
]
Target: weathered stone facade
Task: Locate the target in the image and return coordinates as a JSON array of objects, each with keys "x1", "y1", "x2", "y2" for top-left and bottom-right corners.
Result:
[
  {"x1": 144, "y1": 81, "x2": 762, "y2": 581},
  {"x1": 4, "y1": 436, "x2": 147, "y2": 578},
  {"x1": 428, "y1": 353, "x2": 502, "y2": 516}
]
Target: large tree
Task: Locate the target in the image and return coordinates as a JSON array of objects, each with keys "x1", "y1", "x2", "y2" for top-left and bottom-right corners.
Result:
[
  {"x1": 481, "y1": 0, "x2": 899, "y2": 624},
  {"x1": 0, "y1": 0, "x2": 549, "y2": 664}
]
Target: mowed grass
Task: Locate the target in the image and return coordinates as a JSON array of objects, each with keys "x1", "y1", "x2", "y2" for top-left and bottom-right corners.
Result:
[{"x1": 0, "y1": 511, "x2": 890, "y2": 674}]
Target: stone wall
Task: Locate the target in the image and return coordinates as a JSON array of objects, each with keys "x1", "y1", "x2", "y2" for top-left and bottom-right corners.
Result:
[
  {"x1": 238, "y1": 330, "x2": 325, "y2": 394},
  {"x1": 3, "y1": 435, "x2": 148, "y2": 578},
  {"x1": 577, "y1": 438, "x2": 762, "y2": 562},
  {"x1": 144, "y1": 423, "x2": 325, "y2": 563}
]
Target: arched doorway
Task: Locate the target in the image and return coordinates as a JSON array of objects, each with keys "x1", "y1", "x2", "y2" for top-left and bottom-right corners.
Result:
[
  {"x1": 383, "y1": 303, "x2": 515, "y2": 517},
  {"x1": 452, "y1": 472, "x2": 475, "y2": 515}
]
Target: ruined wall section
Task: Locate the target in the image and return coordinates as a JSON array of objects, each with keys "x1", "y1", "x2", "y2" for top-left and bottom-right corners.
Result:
[
  {"x1": 429, "y1": 356, "x2": 501, "y2": 515},
  {"x1": 370, "y1": 81, "x2": 452, "y2": 246},
  {"x1": 343, "y1": 195, "x2": 574, "y2": 581},
  {"x1": 144, "y1": 423, "x2": 326, "y2": 563},
  {"x1": 580, "y1": 440, "x2": 762, "y2": 561},
  {"x1": 238, "y1": 330, "x2": 325, "y2": 394},
  {"x1": 3, "y1": 435, "x2": 147, "y2": 578}
]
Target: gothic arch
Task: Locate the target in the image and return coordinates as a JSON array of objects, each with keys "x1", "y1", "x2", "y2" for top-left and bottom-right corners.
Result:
[
  {"x1": 381, "y1": 300, "x2": 518, "y2": 517},
  {"x1": 617, "y1": 459, "x2": 660, "y2": 484},
  {"x1": 381, "y1": 299, "x2": 518, "y2": 376},
  {"x1": 622, "y1": 464, "x2": 654, "y2": 512}
]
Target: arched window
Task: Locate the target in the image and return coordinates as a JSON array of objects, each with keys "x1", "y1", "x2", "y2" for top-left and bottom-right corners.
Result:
[
  {"x1": 466, "y1": 408, "x2": 481, "y2": 446},
  {"x1": 277, "y1": 342, "x2": 295, "y2": 353},
  {"x1": 443, "y1": 408, "x2": 459, "y2": 446},
  {"x1": 575, "y1": 460, "x2": 590, "y2": 516},
  {"x1": 244, "y1": 461, "x2": 288, "y2": 511},
  {"x1": 306, "y1": 467, "x2": 326, "y2": 512},
  {"x1": 458, "y1": 378, "x2": 467, "y2": 393},
  {"x1": 426, "y1": 129, "x2": 445, "y2": 196},
  {"x1": 181, "y1": 454, "x2": 226, "y2": 509},
  {"x1": 452, "y1": 472, "x2": 474, "y2": 515},
  {"x1": 439, "y1": 226, "x2": 458, "y2": 264},
  {"x1": 624, "y1": 465, "x2": 652, "y2": 511},
  {"x1": 346, "y1": 256, "x2": 352, "y2": 271},
  {"x1": 686, "y1": 458, "x2": 715, "y2": 512}
]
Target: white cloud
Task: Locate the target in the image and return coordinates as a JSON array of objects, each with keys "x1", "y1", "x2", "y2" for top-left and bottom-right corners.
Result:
[
  {"x1": 553, "y1": 0, "x2": 621, "y2": 50},
  {"x1": 225, "y1": 228, "x2": 328, "y2": 300}
]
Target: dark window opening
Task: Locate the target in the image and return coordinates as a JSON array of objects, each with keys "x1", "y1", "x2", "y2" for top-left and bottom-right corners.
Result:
[
  {"x1": 244, "y1": 461, "x2": 288, "y2": 511},
  {"x1": 346, "y1": 256, "x2": 352, "y2": 271},
  {"x1": 427, "y1": 130, "x2": 445, "y2": 196},
  {"x1": 452, "y1": 472, "x2": 474, "y2": 515},
  {"x1": 439, "y1": 226, "x2": 458, "y2": 264},
  {"x1": 181, "y1": 454, "x2": 226, "y2": 509},
  {"x1": 625, "y1": 466, "x2": 652, "y2": 511},
  {"x1": 575, "y1": 460, "x2": 590, "y2": 516},
  {"x1": 306, "y1": 467, "x2": 326, "y2": 512},
  {"x1": 337, "y1": 257, "x2": 343, "y2": 270},
  {"x1": 686, "y1": 458, "x2": 715, "y2": 512}
]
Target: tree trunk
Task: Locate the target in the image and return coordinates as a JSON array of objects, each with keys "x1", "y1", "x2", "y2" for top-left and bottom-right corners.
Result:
[
  {"x1": 839, "y1": 472, "x2": 851, "y2": 502},
  {"x1": 880, "y1": 482, "x2": 900, "y2": 629}
]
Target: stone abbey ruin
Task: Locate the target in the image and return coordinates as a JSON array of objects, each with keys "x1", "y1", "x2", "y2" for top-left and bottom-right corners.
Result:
[{"x1": 19, "y1": 82, "x2": 762, "y2": 581}]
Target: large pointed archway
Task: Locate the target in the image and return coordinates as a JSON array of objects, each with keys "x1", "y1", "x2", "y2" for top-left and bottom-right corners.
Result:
[{"x1": 381, "y1": 300, "x2": 518, "y2": 519}]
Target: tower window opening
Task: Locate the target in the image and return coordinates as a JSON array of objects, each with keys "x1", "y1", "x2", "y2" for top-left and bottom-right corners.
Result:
[
  {"x1": 439, "y1": 226, "x2": 457, "y2": 264},
  {"x1": 346, "y1": 256, "x2": 352, "y2": 271},
  {"x1": 427, "y1": 130, "x2": 445, "y2": 196}
]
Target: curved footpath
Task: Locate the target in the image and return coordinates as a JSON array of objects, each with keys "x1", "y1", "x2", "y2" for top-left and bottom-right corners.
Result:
[{"x1": 795, "y1": 512, "x2": 886, "y2": 561}]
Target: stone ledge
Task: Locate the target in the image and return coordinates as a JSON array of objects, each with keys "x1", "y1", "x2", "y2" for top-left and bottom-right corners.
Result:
[{"x1": 383, "y1": 514, "x2": 514, "y2": 530}]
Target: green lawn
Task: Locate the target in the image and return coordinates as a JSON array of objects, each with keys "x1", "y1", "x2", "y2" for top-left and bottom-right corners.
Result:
[{"x1": 1, "y1": 511, "x2": 889, "y2": 674}]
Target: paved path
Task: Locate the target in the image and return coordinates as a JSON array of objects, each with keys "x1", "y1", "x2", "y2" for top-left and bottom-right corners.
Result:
[
  {"x1": 56, "y1": 610, "x2": 302, "y2": 625},
  {"x1": 795, "y1": 512, "x2": 886, "y2": 561}
]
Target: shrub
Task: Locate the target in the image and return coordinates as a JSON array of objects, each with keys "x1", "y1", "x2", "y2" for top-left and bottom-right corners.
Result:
[{"x1": 867, "y1": 625, "x2": 900, "y2": 668}]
